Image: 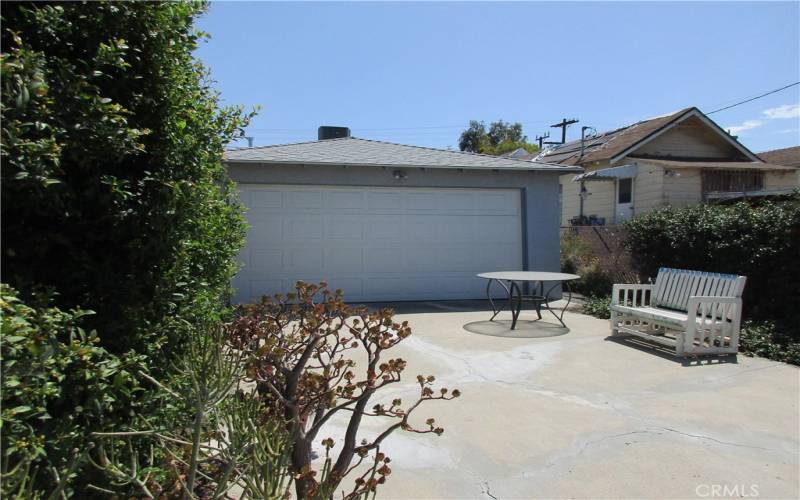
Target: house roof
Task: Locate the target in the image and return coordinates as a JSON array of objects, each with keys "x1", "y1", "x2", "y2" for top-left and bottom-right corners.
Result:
[
  {"x1": 636, "y1": 158, "x2": 797, "y2": 172},
  {"x1": 536, "y1": 107, "x2": 760, "y2": 166},
  {"x1": 224, "y1": 137, "x2": 581, "y2": 172},
  {"x1": 758, "y1": 146, "x2": 800, "y2": 167}
]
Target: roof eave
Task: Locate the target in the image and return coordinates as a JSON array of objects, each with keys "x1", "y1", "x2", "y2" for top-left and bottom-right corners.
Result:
[{"x1": 223, "y1": 158, "x2": 583, "y2": 173}]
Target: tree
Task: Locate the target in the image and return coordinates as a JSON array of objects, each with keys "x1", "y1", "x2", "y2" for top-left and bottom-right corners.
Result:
[
  {"x1": 458, "y1": 119, "x2": 539, "y2": 156},
  {"x1": 1, "y1": 2, "x2": 253, "y2": 496},
  {"x1": 226, "y1": 282, "x2": 460, "y2": 499},
  {"x1": 487, "y1": 120, "x2": 525, "y2": 146},
  {"x1": 458, "y1": 120, "x2": 486, "y2": 153},
  {"x1": 1, "y1": 2, "x2": 252, "y2": 361}
]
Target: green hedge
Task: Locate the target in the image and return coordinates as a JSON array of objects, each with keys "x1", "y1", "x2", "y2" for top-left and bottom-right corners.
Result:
[
  {"x1": 623, "y1": 195, "x2": 800, "y2": 341},
  {"x1": 1, "y1": 2, "x2": 250, "y2": 362},
  {"x1": 1, "y1": 285, "x2": 145, "y2": 497}
]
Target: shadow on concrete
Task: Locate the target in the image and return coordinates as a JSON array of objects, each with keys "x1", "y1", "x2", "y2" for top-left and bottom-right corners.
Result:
[
  {"x1": 605, "y1": 336, "x2": 739, "y2": 366},
  {"x1": 463, "y1": 319, "x2": 570, "y2": 339}
]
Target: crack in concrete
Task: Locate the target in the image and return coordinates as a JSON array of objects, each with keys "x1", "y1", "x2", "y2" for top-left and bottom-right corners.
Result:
[
  {"x1": 657, "y1": 427, "x2": 773, "y2": 451},
  {"x1": 480, "y1": 480, "x2": 499, "y2": 500},
  {"x1": 540, "y1": 425, "x2": 778, "y2": 475}
]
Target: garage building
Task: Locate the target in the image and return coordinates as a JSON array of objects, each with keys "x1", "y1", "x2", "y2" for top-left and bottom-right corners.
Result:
[{"x1": 223, "y1": 128, "x2": 580, "y2": 303}]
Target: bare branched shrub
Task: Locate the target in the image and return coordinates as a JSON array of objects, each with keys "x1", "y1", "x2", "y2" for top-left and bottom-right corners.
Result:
[{"x1": 226, "y1": 282, "x2": 460, "y2": 499}]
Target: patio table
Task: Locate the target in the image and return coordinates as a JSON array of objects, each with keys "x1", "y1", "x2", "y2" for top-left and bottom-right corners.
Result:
[{"x1": 477, "y1": 271, "x2": 580, "y2": 330}]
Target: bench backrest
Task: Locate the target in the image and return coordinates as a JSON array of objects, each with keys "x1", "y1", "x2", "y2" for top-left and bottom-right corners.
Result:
[{"x1": 652, "y1": 268, "x2": 746, "y2": 312}]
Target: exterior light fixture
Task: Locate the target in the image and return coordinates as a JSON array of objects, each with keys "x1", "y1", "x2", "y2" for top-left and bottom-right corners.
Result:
[{"x1": 393, "y1": 170, "x2": 408, "y2": 180}]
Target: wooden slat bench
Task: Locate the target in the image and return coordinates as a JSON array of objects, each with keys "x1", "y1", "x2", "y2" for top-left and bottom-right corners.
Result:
[{"x1": 610, "y1": 268, "x2": 747, "y2": 356}]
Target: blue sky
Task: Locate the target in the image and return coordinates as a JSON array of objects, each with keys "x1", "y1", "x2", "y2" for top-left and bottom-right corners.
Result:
[{"x1": 195, "y1": 1, "x2": 800, "y2": 153}]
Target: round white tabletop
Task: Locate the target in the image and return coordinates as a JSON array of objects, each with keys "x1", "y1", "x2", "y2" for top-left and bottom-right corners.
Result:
[{"x1": 477, "y1": 271, "x2": 580, "y2": 282}]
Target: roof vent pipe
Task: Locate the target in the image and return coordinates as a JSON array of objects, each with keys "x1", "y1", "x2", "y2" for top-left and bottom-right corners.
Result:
[{"x1": 318, "y1": 126, "x2": 351, "y2": 140}]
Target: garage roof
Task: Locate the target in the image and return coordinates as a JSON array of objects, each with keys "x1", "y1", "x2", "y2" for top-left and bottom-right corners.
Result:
[{"x1": 224, "y1": 137, "x2": 581, "y2": 172}]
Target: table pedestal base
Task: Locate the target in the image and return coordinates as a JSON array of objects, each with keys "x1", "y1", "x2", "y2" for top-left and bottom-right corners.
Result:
[{"x1": 485, "y1": 279, "x2": 573, "y2": 330}]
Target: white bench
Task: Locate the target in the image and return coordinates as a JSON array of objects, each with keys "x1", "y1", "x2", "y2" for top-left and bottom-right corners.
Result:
[{"x1": 610, "y1": 268, "x2": 747, "y2": 356}]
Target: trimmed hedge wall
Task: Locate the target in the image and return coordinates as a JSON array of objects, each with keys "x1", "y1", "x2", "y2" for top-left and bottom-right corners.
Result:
[{"x1": 623, "y1": 194, "x2": 800, "y2": 339}]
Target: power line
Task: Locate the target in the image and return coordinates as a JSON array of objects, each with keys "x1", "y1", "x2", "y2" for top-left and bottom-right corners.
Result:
[
  {"x1": 706, "y1": 81, "x2": 800, "y2": 115},
  {"x1": 245, "y1": 118, "x2": 559, "y2": 133}
]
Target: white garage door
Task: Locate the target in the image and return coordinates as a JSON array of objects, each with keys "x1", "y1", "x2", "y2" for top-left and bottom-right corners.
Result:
[{"x1": 232, "y1": 184, "x2": 523, "y2": 303}]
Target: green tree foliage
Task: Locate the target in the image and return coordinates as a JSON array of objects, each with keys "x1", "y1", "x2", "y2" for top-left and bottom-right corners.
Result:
[
  {"x1": 458, "y1": 119, "x2": 539, "y2": 156},
  {"x1": 1, "y1": 2, "x2": 254, "y2": 496},
  {"x1": 623, "y1": 195, "x2": 800, "y2": 343},
  {"x1": 0, "y1": 1, "x2": 252, "y2": 361},
  {"x1": 0, "y1": 285, "x2": 145, "y2": 497}
]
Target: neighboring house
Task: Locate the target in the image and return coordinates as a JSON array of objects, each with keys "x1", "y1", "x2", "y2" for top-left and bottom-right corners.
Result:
[
  {"x1": 223, "y1": 127, "x2": 579, "y2": 303},
  {"x1": 535, "y1": 107, "x2": 799, "y2": 226},
  {"x1": 759, "y1": 145, "x2": 800, "y2": 168}
]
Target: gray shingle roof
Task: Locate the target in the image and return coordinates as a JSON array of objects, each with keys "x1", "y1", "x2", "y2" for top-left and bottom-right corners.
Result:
[{"x1": 224, "y1": 137, "x2": 581, "y2": 172}]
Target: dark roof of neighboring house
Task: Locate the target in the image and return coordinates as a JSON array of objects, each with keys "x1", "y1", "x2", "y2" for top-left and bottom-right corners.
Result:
[
  {"x1": 224, "y1": 137, "x2": 581, "y2": 172},
  {"x1": 536, "y1": 107, "x2": 759, "y2": 166},
  {"x1": 758, "y1": 146, "x2": 800, "y2": 167}
]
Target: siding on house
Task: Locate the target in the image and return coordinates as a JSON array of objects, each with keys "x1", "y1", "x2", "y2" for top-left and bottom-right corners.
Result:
[
  {"x1": 633, "y1": 116, "x2": 746, "y2": 160},
  {"x1": 661, "y1": 168, "x2": 703, "y2": 207},
  {"x1": 559, "y1": 174, "x2": 615, "y2": 225},
  {"x1": 765, "y1": 169, "x2": 800, "y2": 191},
  {"x1": 632, "y1": 162, "x2": 665, "y2": 214}
]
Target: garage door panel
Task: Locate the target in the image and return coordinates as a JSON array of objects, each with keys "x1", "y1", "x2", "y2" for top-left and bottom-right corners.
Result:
[
  {"x1": 286, "y1": 190, "x2": 323, "y2": 209},
  {"x1": 438, "y1": 219, "x2": 474, "y2": 242},
  {"x1": 405, "y1": 219, "x2": 439, "y2": 241},
  {"x1": 248, "y1": 189, "x2": 284, "y2": 208},
  {"x1": 474, "y1": 243, "x2": 521, "y2": 268},
  {"x1": 403, "y1": 247, "x2": 441, "y2": 272},
  {"x1": 249, "y1": 279, "x2": 283, "y2": 300},
  {"x1": 325, "y1": 190, "x2": 364, "y2": 210},
  {"x1": 324, "y1": 217, "x2": 364, "y2": 239},
  {"x1": 474, "y1": 217, "x2": 521, "y2": 242},
  {"x1": 325, "y1": 248, "x2": 363, "y2": 271},
  {"x1": 364, "y1": 247, "x2": 404, "y2": 273},
  {"x1": 439, "y1": 192, "x2": 474, "y2": 211},
  {"x1": 250, "y1": 249, "x2": 282, "y2": 272},
  {"x1": 405, "y1": 191, "x2": 440, "y2": 210},
  {"x1": 285, "y1": 217, "x2": 324, "y2": 239},
  {"x1": 367, "y1": 191, "x2": 403, "y2": 210},
  {"x1": 247, "y1": 218, "x2": 283, "y2": 247},
  {"x1": 325, "y1": 278, "x2": 364, "y2": 297},
  {"x1": 437, "y1": 248, "x2": 473, "y2": 272},
  {"x1": 235, "y1": 185, "x2": 523, "y2": 303},
  {"x1": 476, "y1": 192, "x2": 520, "y2": 214},
  {"x1": 365, "y1": 217, "x2": 403, "y2": 240},
  {"x1": 287, "y1": 248, "x2": 323, "y2": 271}
]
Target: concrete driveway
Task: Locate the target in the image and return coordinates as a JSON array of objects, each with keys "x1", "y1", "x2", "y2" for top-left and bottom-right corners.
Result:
[{"x1": 336, "y1": 302, "x2": 799, "y2": 499}]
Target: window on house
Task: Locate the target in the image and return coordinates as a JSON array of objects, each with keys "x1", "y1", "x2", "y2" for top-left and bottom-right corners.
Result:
[
  {"x1": 702, "y1": 169, "x2": 765, "y2": 194},
  {"x1": 618, "y1": 178, "x2": 632, "y2": 204}
]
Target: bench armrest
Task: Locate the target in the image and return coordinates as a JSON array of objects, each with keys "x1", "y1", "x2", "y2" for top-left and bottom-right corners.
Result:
[
  {"x1": 611, "y1": 283, "x2": 654, "y2": 306},
  {"x1": 686, "y1": 296, "x2": 743, "y2": 322}
]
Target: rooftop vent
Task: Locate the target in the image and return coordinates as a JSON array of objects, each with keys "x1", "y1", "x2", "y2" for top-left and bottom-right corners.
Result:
[{"x1": 318, "y1": 126, "x2": 351, "y2": 140}]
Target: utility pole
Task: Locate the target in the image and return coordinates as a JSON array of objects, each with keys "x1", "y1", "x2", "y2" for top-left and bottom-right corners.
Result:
[
  {"x1": 549, "y1": 118, "x2": 579, "y2": 144},
  {"x1": 535, "y1": 132, "x2": 550, "y2": 149}
]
